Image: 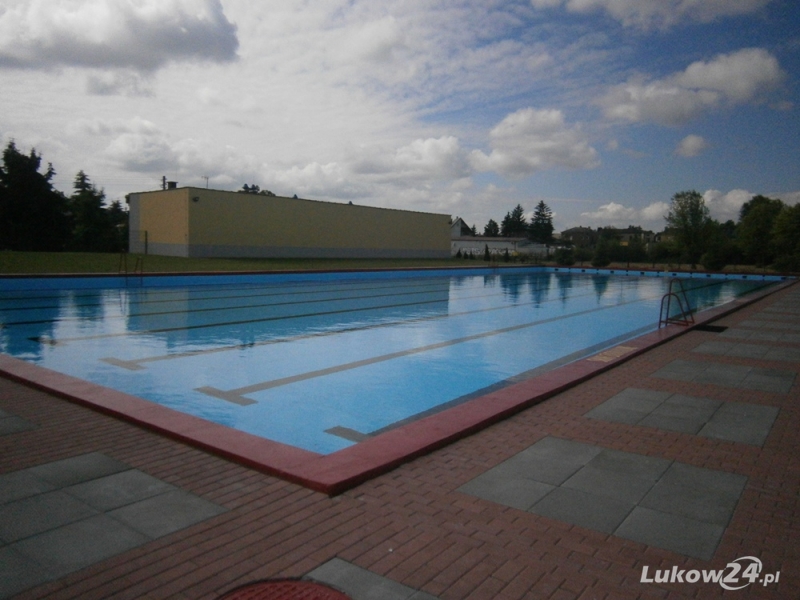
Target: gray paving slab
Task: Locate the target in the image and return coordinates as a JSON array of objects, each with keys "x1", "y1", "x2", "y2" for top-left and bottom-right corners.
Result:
[
  {"x1": 11, "y1": 514, "x2": 151, "y2": 579},
  {"x1": 741, "y1": 369, "x2": 795, "y2": 394},
  {"x1": 638, "y1": 394, "x2": 721, "y2": 434},
  {"x1": 739, "y1": 319, "x2": 800, "y2": 332},
  {"x1": 699, "y1": 402, "x2": 779, "y2": 446},
  {"x1": 652, "y1": 360, "x2": 795, "y2": 393},
  {"x1": 694, "y1": 340, "x2": 800, "y2": 361},
  {"x1": 639, "y1": 478, "x2": 743, "y2": 526},
  {"x1": 307, "y1": 557, "x2": 439, "y2": 600},
  {"x1": 584, "y1": 404, "x2": 646, "y2": 424},
  {"x1": 0, "y1": 415, "x2": 38, "y2": 436},
  {"x1": 720, "y1": 328, "x2": 781, "y2": 342},
  {"x1": 0, "y1": 546, "x2": 53, "y2": 600},
  {"x1": 657, "y1": 462, "x2": 747, "y2": 499},
  {"x1": 561, "y1": 466, "x2": 657, "y2": 504},
  {"x1": 638, "y1": 413, "x2": 706, "y2": 434},
  {"x1": 460, "y1": 437, "x2": 749, "y2": 561},
  {"x1": 1, "y1": 454, "x2": 229, "y2": 598},
  {"x1": 108, "y1": 489, "x2": 227, "y2": 539},
  {"x1": 0, "y1": 471, "x2": 55, "y2": 505},
  {"x1": 457, "y1": 474, "x2": 553, "y2": 511},
  {"x1": 27, "y1": 452, "x2": 130, "y2": 488},
  {"x1": 615, "y1": 506, "x2": 726, "y2": 561},
  {"x1": 65, "y1": 469, "x2": 177, "y2": 511},
  {"x1": 530, "y1": 487, "x2": 634, "y2": 533},
  {"x1": 584, "y1": 448, "x2": 672, "y2": 480},
  {"x1": 764, "y1": 346, "x2": 800, "y2": 361},
  {"x1": 0, "y1": 490, "x2": 98, "y2": 543},
  {"x1": 502, "y1": 437, "x2": 602, "y2": 485}
]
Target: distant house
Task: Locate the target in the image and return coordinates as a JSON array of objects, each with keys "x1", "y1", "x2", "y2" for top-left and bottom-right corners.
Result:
[
  {"x1": 598, "y1": 226, "x2": 655, "y2": 246},
  {"x1": 450, "y1": 217, "x2": 473, "y2": 239},
  {"x1": 560, "y1": 226, "x2": 597, "y2": 247}
]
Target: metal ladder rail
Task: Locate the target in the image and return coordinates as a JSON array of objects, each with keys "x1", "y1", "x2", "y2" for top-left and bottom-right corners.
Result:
[
  {"x1": 119, "y1": 253, "x2": 144, "y2": 287},
  {"x1": 658, "y1": 278, "x2": 695, "y2": 328}
]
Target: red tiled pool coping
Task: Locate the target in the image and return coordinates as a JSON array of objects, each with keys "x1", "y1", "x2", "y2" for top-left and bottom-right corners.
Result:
[{"x1": 0, "y1": 280, "x2": 793, "y2": 495}]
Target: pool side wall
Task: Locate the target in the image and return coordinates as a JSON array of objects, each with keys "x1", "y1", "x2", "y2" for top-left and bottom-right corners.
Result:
[{"x1": 0, "y1": 268, "x2": 793, "y2": 494}]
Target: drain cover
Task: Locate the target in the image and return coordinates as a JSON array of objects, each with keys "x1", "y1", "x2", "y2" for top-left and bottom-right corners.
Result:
[
  {"x1": 219, "y1": 579, "x2": 351, "y2": 600},
  {"x1": 694, "y1": 324, "x2": 728, "y2": 333}
]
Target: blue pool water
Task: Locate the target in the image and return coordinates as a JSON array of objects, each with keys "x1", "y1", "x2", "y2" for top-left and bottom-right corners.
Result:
[{"x1": 0, "y1": 268, "x2": 780, "y2": 453}]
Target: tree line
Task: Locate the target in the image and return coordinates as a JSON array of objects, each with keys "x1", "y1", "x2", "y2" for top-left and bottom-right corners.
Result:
[
  {"x1": 471, "y1": 200, "x2": 555, "y2": 243},
  {"x1": 561, "y1": 190, "x2": 798, "y2": 271},
  {"x1": 462, "y1": 191, "x2": 798, "y2": 272},
  {"x1": 662, "y1": 190, "x2": 799, "y2": 272},
  {"x1": 0, "y1": 142, "x2": 127, "y2": 253}
]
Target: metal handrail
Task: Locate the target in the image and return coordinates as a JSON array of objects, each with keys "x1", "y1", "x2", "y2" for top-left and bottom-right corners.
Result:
[{"x1": 658, "y1": 278, "x2": 695, "y2": 328}]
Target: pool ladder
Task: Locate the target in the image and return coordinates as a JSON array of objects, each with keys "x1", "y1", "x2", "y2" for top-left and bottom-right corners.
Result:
[
  {"x1": 658, "y1": 278, "x2": 695, "y2": 328},
  {"x1": 119, "y1": 253, "x2": 144, "y2": 286}
]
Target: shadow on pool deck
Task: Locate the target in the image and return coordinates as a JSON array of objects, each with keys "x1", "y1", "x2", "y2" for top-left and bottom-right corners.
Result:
[{"x1": 0, "y1": 280, "x2": 798, "y2": 599}]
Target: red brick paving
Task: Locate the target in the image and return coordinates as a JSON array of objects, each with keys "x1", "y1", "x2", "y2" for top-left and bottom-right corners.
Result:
[{"x1": 1, "y1": 282, "x2": 798, "y2": 599}]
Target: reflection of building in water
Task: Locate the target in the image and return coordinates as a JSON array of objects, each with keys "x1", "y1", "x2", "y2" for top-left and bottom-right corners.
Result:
[{"x1": 123, "y1": 280, "x2": 451, "y2": 350}]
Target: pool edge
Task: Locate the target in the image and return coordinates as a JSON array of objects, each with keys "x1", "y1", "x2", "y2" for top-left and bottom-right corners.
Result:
[{"x1": 1, "y1": 279, "x2": 794, "y2": 495}]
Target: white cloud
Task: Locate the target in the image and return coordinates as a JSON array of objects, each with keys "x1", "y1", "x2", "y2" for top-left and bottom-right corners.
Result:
[
  {"x1": 580, "y1": 200, "x2": 669, "y2": 228},
  {"x1": 0, "y1": 0, "x2": 238, "y2": 71},
  {"x1": 470, "y1": 108, "x2": 599, "y2": 178},
  {"x1": 85, "y1": 70, "x2": 153, "y2": 96},
  {"x1": 531, "y1": 0, "x2": 773, "y2": 30},
  {"x1": 353, "y1": 137, "x2": 470, "y2": 183},
  {"x1": 675, "y1": 134, "x2": 709, "y2": 157},
  {"x1": 702, "y1": 188, "x2": 753, "y2": 221},
  {"x1": 599, "y1": 48, "x2": 785, "y2": 125},
  {"x1": 104, "y1": 120, "x2": 178, "y2": 172}
]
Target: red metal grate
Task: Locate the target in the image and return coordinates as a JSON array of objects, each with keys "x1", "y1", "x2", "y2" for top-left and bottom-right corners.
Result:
[{"x1": 219, "y1": 579, "x2": 351, "y2": 600}]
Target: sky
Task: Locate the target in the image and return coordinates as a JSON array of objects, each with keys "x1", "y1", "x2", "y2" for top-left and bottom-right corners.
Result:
[{"x1": 1, "y1": 0, "x2": 799, "y2": 233}]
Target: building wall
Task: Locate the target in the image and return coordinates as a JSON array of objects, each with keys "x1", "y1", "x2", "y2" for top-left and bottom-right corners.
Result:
[
  {"x1": 129, "y1": 187, "x2": 451, "y2": 259},
  {"x1": 127, "y1": 189, "x2": 190, "y2": 257}
]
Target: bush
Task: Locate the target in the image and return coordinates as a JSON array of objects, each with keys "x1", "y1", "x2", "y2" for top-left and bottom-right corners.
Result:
[
  {"x1": 591, "y1": 241, "x2": 611, "y2": 267},
  {"x1": 553, "y1": 248, "x2": 575, "y2": 266},
  {"x1": 700, "y1": 251, "x2": 726, "y2": 271},
  {"x1": 773, "y1": 253, "x2": 800, "y2": 273}
]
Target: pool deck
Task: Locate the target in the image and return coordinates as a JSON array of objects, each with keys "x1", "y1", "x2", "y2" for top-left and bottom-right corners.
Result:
[{"x1": 1, "y1": 280, "x2": 798, "y2": 599}]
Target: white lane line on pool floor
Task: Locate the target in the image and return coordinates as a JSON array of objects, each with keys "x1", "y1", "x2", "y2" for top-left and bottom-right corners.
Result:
[
  {"x1": 195, "y1": 301, "x2": 640, "y2": 406},
  {"x1": 99, "y1": 282, "x2": 609, "y2": 371}
]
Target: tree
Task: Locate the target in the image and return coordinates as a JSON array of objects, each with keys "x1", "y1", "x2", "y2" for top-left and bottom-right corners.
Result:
[
  {"x1": 470, "y1": 224, "x2": 478, "y2": 236},
  {"x1": 0, "y1": 141, "x2": 70, "y2": 251},
  {"x1": 501, "y1": 204, "x2": 527, "y2": 237},
  {"x1": 483, "y1": 219, "x2": 500, "y2": 237},
  {"x1": 665, "y1": 190, "x2": 711, "y2": 269},
  {"x1": 528, "y1": 200, "x2": 554, "y2": 243},
  {"x1": 771, "y1": 203, "x2": 800, "y2": 272},
  {"x1": 736, "y1": 195, "x2": 784, "y2": 266},
  {"x1": 239, "y1": 184, "x2": 276, "y2": 196},
  {"x1": 69, "y1": 171, "x2": 117, "y2": 252}
]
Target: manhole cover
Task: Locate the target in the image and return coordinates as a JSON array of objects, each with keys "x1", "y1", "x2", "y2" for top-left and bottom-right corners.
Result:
[{"x1": 219, "y1": 579, "x2": 351, "y2": 600}]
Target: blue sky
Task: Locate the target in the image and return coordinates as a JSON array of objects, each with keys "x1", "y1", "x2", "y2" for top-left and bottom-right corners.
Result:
[{"x1": 1, "y1": 0, "x2": 798, "y2": 233}]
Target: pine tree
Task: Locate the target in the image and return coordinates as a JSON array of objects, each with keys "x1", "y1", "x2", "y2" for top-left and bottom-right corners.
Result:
[
  {"x1": 0, "y1": 141, "x2": 70, "y2": 251},
  {"x1": 528, "y1": 200, "x2": 554, "y2": 243},
  {"x1": 501, "y1": 205, "x2": 527, "y2": 237},
  {"x1": 69, "y1": 171, "x2": 116, "y2": 252}
]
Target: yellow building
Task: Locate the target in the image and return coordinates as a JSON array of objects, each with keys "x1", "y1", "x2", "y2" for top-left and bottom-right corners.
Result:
[{"x1": 126, "y1": 187, "x2": 451, "y2": 259}]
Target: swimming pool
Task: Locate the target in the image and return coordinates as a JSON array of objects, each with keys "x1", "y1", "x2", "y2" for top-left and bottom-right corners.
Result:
[{"x1": 0, "y1": 267, "x2": 788, "y2": 491}]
